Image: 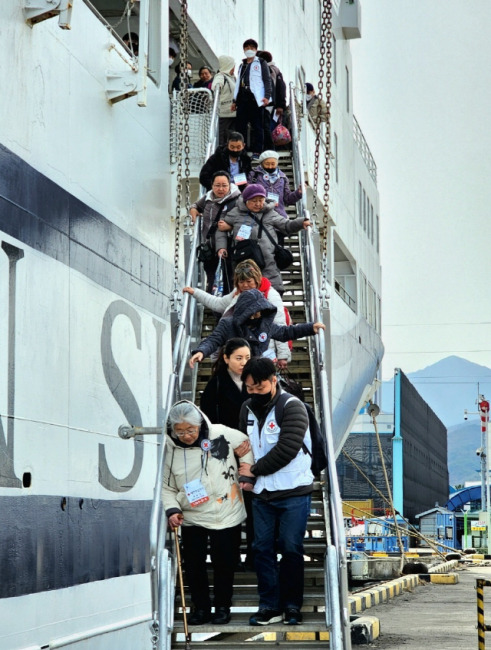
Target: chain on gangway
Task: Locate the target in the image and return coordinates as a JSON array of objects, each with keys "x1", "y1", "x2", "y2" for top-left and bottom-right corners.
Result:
[{"x1": 311, "y1": 0, "x2": 333, "y2": 307}]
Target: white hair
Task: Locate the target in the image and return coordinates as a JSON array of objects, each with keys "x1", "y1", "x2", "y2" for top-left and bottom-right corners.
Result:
[{"x1": 168, "y1": 402, "x2": 203, "y2": 430}]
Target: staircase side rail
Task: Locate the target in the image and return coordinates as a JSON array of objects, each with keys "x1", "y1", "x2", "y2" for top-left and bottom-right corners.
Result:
[
  {"x1": 149, "y1": 87, "x2": 221, "y2": 648},
  {"x1": 170, "y1": 88, "x2": 215, "y2": 166},
  {"x1": 289, "y1": 83, "x2": 352, "y2": 650}
]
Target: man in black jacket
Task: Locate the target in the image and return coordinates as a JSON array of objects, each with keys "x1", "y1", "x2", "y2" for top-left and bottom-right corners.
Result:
[
  {"x1": 199, "y1": 132, "x2": 251, "y2": 191},
  {"x1": 238, "y1": 357, "x2": 314, "y2": 627}
]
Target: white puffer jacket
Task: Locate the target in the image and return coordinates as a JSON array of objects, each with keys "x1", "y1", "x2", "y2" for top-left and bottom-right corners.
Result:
[{"x1": 162, "y1": 403, "x2": 254, "y2": 530}]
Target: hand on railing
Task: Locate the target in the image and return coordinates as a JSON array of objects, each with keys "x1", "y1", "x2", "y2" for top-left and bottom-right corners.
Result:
[
  {"x1": 313, "y1": 322, "x2": 326, "y2": 334},
  {"x1": 189, "y1": 208, "x2": 199, "y2": 224},
  {"x1": 189, "y1": 351, "x2": 204, "y2": 368},
  {"x1": 182, "y1": 286, "x2": 195, "y2": 295},
  {"x1": 302, "y1": 219, "x2": 312, "y2": 229}
]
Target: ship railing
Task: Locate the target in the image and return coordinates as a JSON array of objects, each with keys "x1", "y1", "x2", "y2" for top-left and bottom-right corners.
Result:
[
  {"x1": 146, "y1": 87, "x2": 221, "y2": 650},
  {"x1": 170, "y1": 88, "x2": 215, "y2": 168},
  {"x1": 289, "y1": 82, "x2": 352, "y2": 650},
  {"x1": 353, "y1": 115, "x2": 377, "y2": 185}
]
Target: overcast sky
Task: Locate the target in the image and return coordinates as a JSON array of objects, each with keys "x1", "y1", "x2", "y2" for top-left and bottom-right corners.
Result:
[{"x1": 350, "y1": 2, "x2": 491, "y2": 380}]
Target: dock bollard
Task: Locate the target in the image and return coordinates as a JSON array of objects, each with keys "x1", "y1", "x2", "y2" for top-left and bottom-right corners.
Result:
[{"x1": 476, "y1": 578, "x2": 491, "y2": 649}]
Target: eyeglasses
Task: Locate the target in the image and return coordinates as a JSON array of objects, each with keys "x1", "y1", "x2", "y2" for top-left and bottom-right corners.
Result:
[{"x1": 174, "y1": 427, "x2": 198, "y2": 437}]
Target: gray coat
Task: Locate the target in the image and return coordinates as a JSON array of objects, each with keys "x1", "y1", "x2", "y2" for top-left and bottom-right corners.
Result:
[{"x1": 215, "y1": 196, "x2": 306, "y2": 291}]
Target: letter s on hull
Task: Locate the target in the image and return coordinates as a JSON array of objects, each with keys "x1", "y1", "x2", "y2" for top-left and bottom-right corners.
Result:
[{"x1": 99, "y1": 300, "x2": 143, "y2": 492}]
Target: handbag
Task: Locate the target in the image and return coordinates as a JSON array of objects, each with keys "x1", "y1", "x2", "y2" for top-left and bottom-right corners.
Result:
[
  {"x1": 232, "y1": 238, "x2": 265, "y2": 269},
  {"x1": 196, "y1": 197, "x2": 237, "y2": 264},
  {"x1": 272, "y1": 117, "x2": 292, "y2": 146},
  {"x1": 251, "y1": 213, "x2": 294, "y2": 271}
]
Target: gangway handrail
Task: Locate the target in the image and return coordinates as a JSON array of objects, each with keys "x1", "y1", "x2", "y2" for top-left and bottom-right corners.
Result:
[
  {"x1": 147, "y1": 87, "x2": 221, "y2": 649},
  {"x1": 289, "y1": 82, "x2": 351, "y2": 650}
]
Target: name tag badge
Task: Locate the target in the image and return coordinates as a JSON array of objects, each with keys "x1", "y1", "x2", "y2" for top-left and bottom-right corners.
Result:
[
  {"x1": 234, "y1": 173, "x2": 247, "y2": 186},
  {"x1": 262, "y1": 348, "x2": 276, "y2": 361},
  {"x1": 236, "y1": 224, "x2": 252, "y2": 241},
  {"x1": 184, "y1": 478, "x2": 210, "y2": 508},
  {"x1": 267, "y1": 192, "x2": 279, "y2": 206}
]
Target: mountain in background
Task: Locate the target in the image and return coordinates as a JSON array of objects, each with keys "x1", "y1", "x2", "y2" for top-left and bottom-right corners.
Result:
[{"x1": 380, "y1": 356, "x2": 491, "y2": 485}]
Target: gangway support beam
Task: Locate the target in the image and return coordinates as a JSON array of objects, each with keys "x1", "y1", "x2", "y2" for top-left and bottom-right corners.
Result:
[{"x1": 23, "y1": 0, "x2": 73, "y2": 28}]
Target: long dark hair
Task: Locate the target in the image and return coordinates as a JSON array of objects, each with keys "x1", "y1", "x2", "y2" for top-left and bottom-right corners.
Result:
[{"x1": 212, "y1": 338, "x2": 251, "y2": 376}]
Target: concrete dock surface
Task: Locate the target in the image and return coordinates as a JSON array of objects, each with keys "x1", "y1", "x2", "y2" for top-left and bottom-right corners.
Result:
[{"x1": 367, "y1": 563, "x2": 491, "y2": 648}]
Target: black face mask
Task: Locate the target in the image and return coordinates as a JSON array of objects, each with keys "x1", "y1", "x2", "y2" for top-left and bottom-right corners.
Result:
[
  {"x1": 250, "y1": 392, "x2": 273, "y2": 407},
  {"x1": 228, "y1": 149, "x2": 240, "y2": 158},
  {"x1": 245, "y1": 317, "x2": 260, "y2": 328}
]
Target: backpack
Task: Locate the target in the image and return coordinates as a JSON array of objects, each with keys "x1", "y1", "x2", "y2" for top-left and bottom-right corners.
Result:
[{"x1": 274, "y1": 391, "x2": 328, "y2": 476}]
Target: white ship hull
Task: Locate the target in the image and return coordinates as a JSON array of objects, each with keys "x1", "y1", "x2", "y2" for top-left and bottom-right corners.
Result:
[{"x1": 1, "y1": 1, "x2": 382, "y2": 647}]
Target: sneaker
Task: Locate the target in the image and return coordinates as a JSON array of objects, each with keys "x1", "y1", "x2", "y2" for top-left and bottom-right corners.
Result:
[
  {"x1": 249, "y1": 608, "x2": 283, "y2": 625},
  {"x1": 212, "y1": 606, "x2": 231, "y2": 624},
  {"x1": 188, "y1": 608, "x2": 211, "y2": 625},
  {"x1": 283, "y1": 607, "x2": 303, "y2": 625}
]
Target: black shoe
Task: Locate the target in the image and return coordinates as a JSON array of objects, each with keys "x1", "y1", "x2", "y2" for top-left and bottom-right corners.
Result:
[
  {"x1": 212, "y1": 606, "x2": 231, "y2": 624},
  {"x1": 283, "y1": 607, "x2": 303, "y2": 625},
  {"x1": 249, "y1": 608, "x2": 283, "y2": 625},
  {"x1": 188, "y1": 608, "x2": 211, "y2": 625}
]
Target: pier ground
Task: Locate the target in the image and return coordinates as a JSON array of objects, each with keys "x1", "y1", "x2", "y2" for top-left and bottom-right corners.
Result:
[{"x1": 367, "y1": 563, "x2": 491, "y2": 648}]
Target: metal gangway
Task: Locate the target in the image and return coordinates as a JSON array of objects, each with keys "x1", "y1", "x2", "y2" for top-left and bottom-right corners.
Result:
[{"x1": 126, "y1": 82, "x2": 352, "y2": 650}]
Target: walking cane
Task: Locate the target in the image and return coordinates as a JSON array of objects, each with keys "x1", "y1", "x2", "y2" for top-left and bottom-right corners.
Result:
[{"x1": 174, "y1": 527, "x2": 192, "y2": 650}]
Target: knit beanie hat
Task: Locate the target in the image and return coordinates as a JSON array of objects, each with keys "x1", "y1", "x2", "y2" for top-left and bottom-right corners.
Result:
[
  {"x1": 242, "y1": 184, "x2": 267, "y2": 202},
  {"x1": 217, "y1": 55, "x2": 235, "y2": 74},
  {"x1": 258, "y1": 150, "x2": 279, "y2": 164}
]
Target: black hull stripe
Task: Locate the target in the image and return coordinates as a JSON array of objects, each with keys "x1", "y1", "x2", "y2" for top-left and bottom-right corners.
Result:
[
  {"x1": 0, "y1": 143, "x2": 172, "y2": 317},
  {"x1": 1, "y1": 495, "x2": 151, "y2": 598}
]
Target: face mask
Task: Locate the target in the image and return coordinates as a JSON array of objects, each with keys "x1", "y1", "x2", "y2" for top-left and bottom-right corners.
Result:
[
  {"x1": 187, "y1": 69, "x2": 192, "y2": 77},
  {"x1": 245, "y1": 317, "x2": 260, "y2": 327},
  {"x1": 244, "y1": 49, "x2": 256, "y2": 58},
  {"x1": 250, "y1": 392, "x2": 272, "y2": 407},
  {"x1": 228, "y1": 149, "x2": 240, "y2": 158},
  {"x1": 168, "y1": 58, "x2": 174, "y2": 66}
]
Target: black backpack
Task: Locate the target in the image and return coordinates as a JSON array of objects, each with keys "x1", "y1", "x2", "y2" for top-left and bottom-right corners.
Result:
[{"x1": 274, "y1": 392, "x2": 328, "y2": 476}]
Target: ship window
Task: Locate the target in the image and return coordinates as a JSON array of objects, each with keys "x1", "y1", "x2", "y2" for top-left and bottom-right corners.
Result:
[
  {"x1": 334, "y1": 132, "x2": 339, "y2": 183},
  {"x1": 367, "y1": 201, "x2": 371, "y2": 240},
  {"x1": 362, "y1": 189, "x2": 366, "y2": 231},
  {"x1": 332, "y1": 35, "x2": 337, "y2": 84},
  {"x1": 370, "y1": 204, "x2": 374, "y2": 244},
  {"x1": 334, "y1": 241, "x2": 356, "y2": 312},
  {"x1": 358, "y1": 182, "x2": 362, "y2": 225},
  {"x1": 376, "y1": 214, "x2": 380, "y2": 252},
  {"x1": 345, "y1": 66, "x2": 350, "y2": 112}
]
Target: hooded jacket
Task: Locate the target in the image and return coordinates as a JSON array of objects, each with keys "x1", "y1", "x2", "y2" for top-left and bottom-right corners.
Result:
[
  {"x1": 191, "y1": 289, "x2": 315, "y2": 360},
  {"x1": 162, "y1": 400, "x2": 254, "y2": 530},
  {"x1": 247, "y1": 166, "x2": 302, "y2": 218},
  {"x1": 212, "y1": 55, "x2": 237, "y2": 118},
  {"x1": 199, "y1": 145, "x2": 252, "y2": 191},
  {"x1": 215, "y1": 196, "x2": 307, "y2": 291},
  {"x1": 190, "y1": 277, "x2": 291, "y2": 361}
]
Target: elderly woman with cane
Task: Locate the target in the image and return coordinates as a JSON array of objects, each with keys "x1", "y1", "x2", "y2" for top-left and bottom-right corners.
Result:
[{"x1": 162, "y1": 401, "x2": 254, "y2": 626}]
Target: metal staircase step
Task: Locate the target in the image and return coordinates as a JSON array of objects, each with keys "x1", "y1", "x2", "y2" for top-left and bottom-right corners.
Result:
[{"x1": 172, "y1": 610, "x2": 329, "y2": 635}]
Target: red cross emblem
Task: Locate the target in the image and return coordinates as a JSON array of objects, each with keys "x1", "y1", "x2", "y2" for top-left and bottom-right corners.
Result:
[{"x1": 268, "y1": 421, "x2": 276, "y2": 430}]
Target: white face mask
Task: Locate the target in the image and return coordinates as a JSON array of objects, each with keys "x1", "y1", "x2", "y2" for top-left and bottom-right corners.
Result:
[
  {"x1": 244, "y1": 49, "x2": 256, "y2": 58},
  {"x1": 168, "y1": 58, "x2": 174, "y2": 66},
  {"x1": 187, "y1": 69, "x2": 192, "y2": 77}
]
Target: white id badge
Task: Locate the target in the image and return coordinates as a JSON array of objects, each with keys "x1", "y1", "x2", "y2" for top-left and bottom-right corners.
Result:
[
  {"x1": 262, "y1": 348, "x2": 277, "y2": 361},
  {"x1": 267, "y1": 192, "x2": 279, "y2": 205},
  {"x1": 184, "y1": 478, "x2": 209, "y2": 508},
  {"x1": 236, "y1": 224, "x2": 252, "y2": 240},
  {"x1": 234, "y1": 173, "x2": 247, "y2": 186}
]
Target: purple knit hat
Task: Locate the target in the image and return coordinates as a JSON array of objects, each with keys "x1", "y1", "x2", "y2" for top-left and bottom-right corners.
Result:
[{"x1": 242, "y1": 184, "x2": 266, "y2": 202}]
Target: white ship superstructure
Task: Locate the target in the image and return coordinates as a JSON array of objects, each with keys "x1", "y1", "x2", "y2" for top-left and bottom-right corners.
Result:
[{"x1": 0, "y1": 1, "x2": 382, "y2": 648}]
